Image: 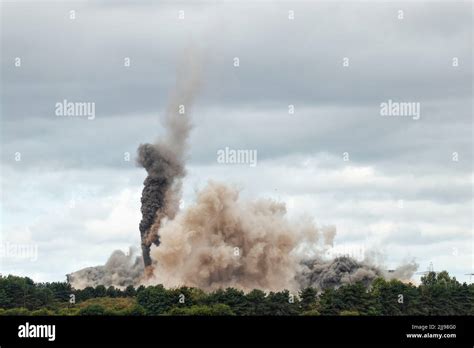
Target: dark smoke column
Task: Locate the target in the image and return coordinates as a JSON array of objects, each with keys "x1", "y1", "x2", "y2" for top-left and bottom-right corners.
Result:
[
  {"x1": 136, "y1": 53, "x2": 201, "y2": 276},
  {"x1": 139, "y1": 176, "x2": 162, "y2": 266},
  {"x1": 137, "y1": 144, "x2": 184, "y2": 272}
]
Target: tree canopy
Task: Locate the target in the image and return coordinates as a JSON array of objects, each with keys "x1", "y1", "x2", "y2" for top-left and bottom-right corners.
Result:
[{"x1": 0, "y1": 272, "x2": 472, "y2": 316}]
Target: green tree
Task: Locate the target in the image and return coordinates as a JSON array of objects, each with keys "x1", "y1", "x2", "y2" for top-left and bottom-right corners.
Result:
[
  {"x1": 0, "y1": 275, "x2": 54, "y2": 310},
  {"x1": 76, "y1": 286, "x2": 95, "y2": 302},
  {"x1": 299, "y1": 287, "x2": 318, "y2": 312},
  {"x1": 44, "y1": 282, "x2": 72, "y2": 302},
  {"x1": 166, "y1": 304, "x2": 235, "y2": 316},
  {"x1": 124, "y1": 285, "x2": 136, "y2": 297},
  {"x1": 94, "y1": 285, "x2": 107, "y2": 298},
  {"x1": 106, "y1": 286, "x2": 118, "y2": 298},
  {"x1": 79, "y1": 304, "x2": 107, "y2": 315},
  {"x1": 136, "y1": 285, "x2": 174, "y2": 315},
  {"x1": 419, "y1": 271, "x2": 463, "y2": 315},
  {"x1": 319, "y1": 288, "x2": 341, "y2": 315},
  {"x1": 127, "y1": 304, "x2": 146, "y2": 316},
  {"x1": 245, "y1": 289, "x2": 268, "y2": 315},
  {"x1": 205, "y1": 288, "x2": 248, "y2": 315},
  {"x1": 265, "y1": 290, "x2": 299, "y2": 315},
  {"x1": 371, "y1": 278, "x2": 407, "y2": 315}
]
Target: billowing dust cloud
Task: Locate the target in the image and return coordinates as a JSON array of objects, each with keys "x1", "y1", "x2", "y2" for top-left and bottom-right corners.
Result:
[
  {"x1": 147, "y1": 181, "x2": 333, "y2": 292},
  {"x1": 68, "y1": 52, "x2": 418, "y2": 291},
  {"x1": 146, "y1": 182, "x2": 417, "y2": 292},
  {"x1": 67, "y1": 248, "x2": 144, "y2": 289}
]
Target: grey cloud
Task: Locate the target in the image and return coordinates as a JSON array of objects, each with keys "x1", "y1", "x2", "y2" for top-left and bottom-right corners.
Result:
[{"x1": 0, "y1": 1, "x2": 471, "y2": 284}]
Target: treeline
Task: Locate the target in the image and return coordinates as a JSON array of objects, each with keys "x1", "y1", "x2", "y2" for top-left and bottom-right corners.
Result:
[{"x1": 0, "y1": 271, "x2": 472, "y2": 316}]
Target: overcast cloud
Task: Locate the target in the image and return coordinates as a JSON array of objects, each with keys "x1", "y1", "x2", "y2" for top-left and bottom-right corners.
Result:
[{"x1": 0, "y1": 1, "x2": 472, "y2": 283}]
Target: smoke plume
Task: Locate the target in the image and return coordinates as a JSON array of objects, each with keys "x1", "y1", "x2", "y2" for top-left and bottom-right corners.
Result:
[
  {"x1": 298, "y1": 257, "x2": 381, "y2": 290},
  {"x1": 67, "y1": 247, "x2": 144, "y2": 289},
  {"x1": 146, "y1": 182, "x2": 417, "y2": 292},
  {"x1": 136, "y1": 54, "x2": 200, "y2": 274},
  {"x1": 146, "y1": 181, "x2": 327, "y2": 292},
  {"x1": 67, "y1": 51, "x2": 418, "y2": 291}
]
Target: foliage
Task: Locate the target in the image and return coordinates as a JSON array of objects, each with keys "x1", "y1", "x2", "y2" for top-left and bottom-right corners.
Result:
[
  {"x1": 79, "y1": 304, "x2": 107, "y2": 316},
  {"x1": 166, "y1": 304, "x2": 235, "y2": 316},
  {"x1": 136, "y1": 285, "x2": 175, "y2": 315},
  {"x1": 0, "y1": 271, "x2": 472, "y2": 316}
]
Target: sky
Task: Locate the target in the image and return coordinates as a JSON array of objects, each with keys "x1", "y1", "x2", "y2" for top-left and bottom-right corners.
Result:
[{"x1": 0, "y1": 0, "x2": 472, "y2": 284}]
